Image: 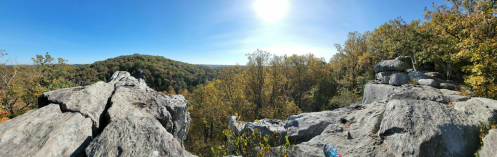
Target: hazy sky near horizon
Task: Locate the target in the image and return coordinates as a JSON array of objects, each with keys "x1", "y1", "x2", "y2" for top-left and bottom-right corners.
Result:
[{"x1": 0, "y1": 0, "x2": 447, "y2": 65}]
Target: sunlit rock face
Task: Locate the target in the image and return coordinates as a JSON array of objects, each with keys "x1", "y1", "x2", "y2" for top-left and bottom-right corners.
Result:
[
  {"x1": 0, "y1": 71, "x2": 194, "y2": 157},
  {"x1": 233, "y1": 81, "x2": 497, "y2": 157}
]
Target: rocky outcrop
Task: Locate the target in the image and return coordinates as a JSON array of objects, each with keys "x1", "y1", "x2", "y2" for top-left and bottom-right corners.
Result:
[
  {"x1": 86, "y1": 116, "x2": 193, "y2": 157},
  {"x1": 0, "y1": 71, "x2": 193, "y2": 157},
  {"x1": 232, "y1": 82, "x2": 497, "y2": 157},
  {"x1": 40, "y1": 81, "x2": 114, "y2": 133},
  {"x1": 479, "y1": 129, "x2": 497, "y2": 157},
  {"x1": 0, "y1": 104, "x2": 92, "y2": 157},
  {"x1": 379, "y1": 99, "x2": 480, "y2": 156}
]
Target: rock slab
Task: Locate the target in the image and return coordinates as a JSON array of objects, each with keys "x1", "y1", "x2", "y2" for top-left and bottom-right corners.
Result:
[
  {"x1": 1, "y1": 71, "x2": 194, "y2": 157},
  {"x1": 374, "y1": 59, "x2": 409, "y2": 72},
  {"x1": 479, "y1": 129, "x2": 497, "y2": 157},
  {"x1": 0, "y1": 104, "x2": 93, "y2": 157},
  {"x1": 85, "y1": 117, "x2": 193, "y2": 157}
]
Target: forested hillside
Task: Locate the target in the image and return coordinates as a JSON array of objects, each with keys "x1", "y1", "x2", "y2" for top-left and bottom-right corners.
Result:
[
  {"x1": 0, "y1": 53, "x2": 219, "y2": 121},
  {"x1": 72, "y1": 54, "x2": 219, "y2": 92}
]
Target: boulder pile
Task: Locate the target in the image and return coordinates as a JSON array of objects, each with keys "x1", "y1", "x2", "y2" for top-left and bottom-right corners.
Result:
[
  {"x1": 374, "y1": 57, "x2": 459, "y2": 90},
  {"x1": 229, "y1": 58, "x2": 497, "y2": 156},
  {"x1": 0, "y1": 71, "x2": 194, "y2": 157},
  {"x1": 231, "y1": 83, "x2": 497, "y2": 157}
]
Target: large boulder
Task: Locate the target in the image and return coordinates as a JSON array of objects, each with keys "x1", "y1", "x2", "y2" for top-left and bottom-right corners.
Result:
[
  {"x1": 1, "y1": 71, "x2": 194, "y2": 156},
  {"x1": 374, "y1": 59, "x2": 410, "y2": 72},
  {"x1": 85, "y1": 116, "x2": 193, "y2": 157},
  {"x1": 106, "y1": 86, "x2": 191, "y2": 147},
  {"x1": 362, "y1": 83, "x2": 401, "y2": 104},
  {"x1": 268, "y1": 102, "x2": 394, "y2": 157},
  {"x1": 389, "y1": 73, "x2": 408, "y2": 86},
  {"x1": 379, "y1": 99, "x2": 480, "y2": 157},
  {"x1": 285, "y1": 110, "x2": 346, "y2": 144},
  {"x1": 0, "y1": 104, "x2": 93, "y2": 157},
  {"x1": 262, "y1": 83, "x2": 497, "y2": 157},
  {"x1": 40, "y1": 81, "x2": 114, "y2": 132},
  {"x1": 479, "y1": 129, "x2": 497, "y2": 157}
]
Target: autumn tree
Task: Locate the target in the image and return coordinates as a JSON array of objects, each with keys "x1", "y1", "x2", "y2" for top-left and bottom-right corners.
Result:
[
  {"x1": 425, "y1": 0, "x2": 497, "y2": 98},
  {"x1": 245, "y1": 50, "x2": 270, "y2": 119},
  {"x1": 0, "y1": 51, "x2": 20, "y2": 118}
]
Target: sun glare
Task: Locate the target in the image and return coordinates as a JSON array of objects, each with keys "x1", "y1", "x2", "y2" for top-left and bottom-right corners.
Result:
[{"x1": 254, "y1": 0, "x2": 288, "y2": 23}]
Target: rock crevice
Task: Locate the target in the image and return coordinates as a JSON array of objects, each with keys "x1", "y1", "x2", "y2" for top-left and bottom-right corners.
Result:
[{"x1": 0, "y1": 71, "x2": 194, "y2": 157}]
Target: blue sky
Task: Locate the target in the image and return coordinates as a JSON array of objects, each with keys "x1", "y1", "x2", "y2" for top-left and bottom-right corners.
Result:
[{"x1": 0, "y1": 0, "x2": 447, "y2": 65}]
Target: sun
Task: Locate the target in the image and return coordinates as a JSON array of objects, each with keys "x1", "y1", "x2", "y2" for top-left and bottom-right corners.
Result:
[{"x1": 254, "y1": 0, "x2": 288, "y2": 23}]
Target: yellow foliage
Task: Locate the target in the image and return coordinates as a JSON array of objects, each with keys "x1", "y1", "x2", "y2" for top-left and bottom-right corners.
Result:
[{"x1": 0, "y1": 117, "x2": 9, "y2": 123}]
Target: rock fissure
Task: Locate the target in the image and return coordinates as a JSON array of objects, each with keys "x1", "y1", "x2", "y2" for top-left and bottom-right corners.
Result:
[
  {"x1": 0, "y1": 71, "x2": 194, "y2": 157},
  {"x1": 95, "y1": 88, "x2": 117, "y2": 138}
]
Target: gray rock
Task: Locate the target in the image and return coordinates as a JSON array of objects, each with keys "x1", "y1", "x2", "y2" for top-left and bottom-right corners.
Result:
[
  {"x1": 424, "y1": 72, "x2": 445, "y2": 80},
  {"x1": 107, "y1": 71, "x2": 153, "y2": 91},
  {"x1": 285, "y1": 111, "x2": 344, "y2": 144},
  {"x1": 241, "y1": 119, "x2": 288, "y2": 145},
  {"x1": 381, "y1": 76, "x2": 390, "y2": 84},
  {"x1": 228, "y1": 116, "x2": 246, "y2": 136},
  {"x1": 418, "y1": 79, "x2": 440, "y2": 88},
  {"x1": 85, "y1": 116, "x2": 193, "y2": 157},
  {"x1": 479, "y1": 129, "x2": 497, "y2": 157},
  {"x1": 362, "y1": 82, "x2": 401, "y2": 104},
  {"x1": 4, "y1": 71, "x2": 194, "y2": 156},
  {"x1": 408, "y1": 71, "x2": 431, "y2": 81},
  {"x1": 440, "y1": 83, "x2": 460, "y2": 90},
  {"x1": 376, "y1": 72, "x2": 391, "y2": 81},
  {"x1": 387, "y1": 86, "x2": 448, "y2": 104},
  {"x1": 374, "y1": 59, "x2": 410, "y2": 72},
  {"x1": 389, "y1": 73, "x2": 408, "y2": 86},
  {"x1": 40, "y1": 81, "x2": 114, "y2": 130},
  {"x1": 0, "y1": 104, "x2": 93, "y2": 157},
  {"x1": 472, "y1": 97, "x2": 497, "y2": 111},
  {"x1": 237, "y1": 81, "x2": 497, "y2": 157},
  {"x1": 379, "y1": 99, "x2": 480, "y2": 157},
  {"x1": 106, "y1": 83, "x2": 191, "y2": 147},
  {"x1": 439, "y1": 89, "x2": 471, "y2": 103},
  {"x1": 454, "y1": 99, "x2": 496, "y2": 123},
  {"x1": 396, "y1": 56, "x2": 413, "y2": 69},
  {"x1": 270, "y1": 102, "x2": 393, "y2": 157}
]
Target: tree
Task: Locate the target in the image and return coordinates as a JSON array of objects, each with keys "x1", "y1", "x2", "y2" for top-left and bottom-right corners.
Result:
[
  {"x1": 245, "y1": 50, "x2": 270, "y2": 119},
  {"x1": 0, "y1": 50, "x2": 20, "y2": 118},
  {"x1": 425, "y1": 0, "x2": 497, "y2": 98}
]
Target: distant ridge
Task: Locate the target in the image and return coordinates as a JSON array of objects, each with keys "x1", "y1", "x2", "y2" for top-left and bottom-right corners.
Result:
[{"x1": 197, "y1": 64, "x2": 242, "y2": 68}]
